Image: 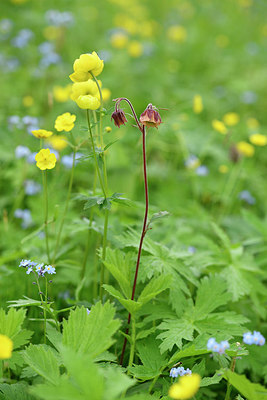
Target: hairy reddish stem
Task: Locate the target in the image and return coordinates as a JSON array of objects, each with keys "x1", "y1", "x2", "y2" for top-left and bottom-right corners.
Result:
[{"x1": 120, "y1": 124, "x2": 149, "y2": 365}]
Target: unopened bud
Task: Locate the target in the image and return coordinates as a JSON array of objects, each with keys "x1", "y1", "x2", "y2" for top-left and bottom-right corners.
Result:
[{"x1": 111, "y1": 109, "x2": 127, "y2": 128}]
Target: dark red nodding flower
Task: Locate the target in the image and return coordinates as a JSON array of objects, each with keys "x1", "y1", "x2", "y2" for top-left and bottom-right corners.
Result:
[
  {"x1": 111, "y1": 109, "x2": 128, "y2": 128},
  {"x1": 140, "y1": 103, "x2": 162, "y2": 129}
]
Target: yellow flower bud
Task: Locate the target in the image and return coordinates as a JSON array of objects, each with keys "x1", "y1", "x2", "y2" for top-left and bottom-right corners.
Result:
[
  {"x1": 223, "y1": 112, "x2": 240, "y2": 126},
  {"x1": 212, "y1": 119, "x2": 228, "y2": 135}
]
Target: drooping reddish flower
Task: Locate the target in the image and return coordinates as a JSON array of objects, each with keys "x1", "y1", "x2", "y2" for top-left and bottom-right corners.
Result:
[
  {"x1": 140, "y1": 103, "x2": 162, "y2": 129},
  {"x1": 111, "y1": 109, "x2": 128, "y2": 128}
]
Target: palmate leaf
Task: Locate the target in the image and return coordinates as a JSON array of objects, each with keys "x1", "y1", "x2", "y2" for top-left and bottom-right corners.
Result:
[
  {"x1": 0, "y1": 383, "x2": 35, "y2": 400},
  {"x1": 157, "y1": 319, "x2": 195, "y2": 353},
  {"x1": 0, "y1": 308, "x2": 33, "y2": 350},
  {"x1": 224, "y1": 371, "x2": 267, "y2": 400},
  {"x1": 103, "y1": 284, "x2": 142, "y2": 315},
  {"x1": 128, "y1": 338, "x2": 167, "y2": 380},
  {"x1": 62, "y1": 302, "x2": 120, "y2": 358},
  {"x1": 138, "y1": 275, "x2": 172, "y2": 305},
  {"x1": 22, "y1": 344, "x2": 60, "y2": 385}
]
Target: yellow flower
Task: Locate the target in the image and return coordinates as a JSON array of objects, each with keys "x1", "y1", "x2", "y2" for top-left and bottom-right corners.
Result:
[
  {"x1": 249, "y1": 133, "x2": 267, "y2": 146},
  {"x1": 53, "y1": 85, "x2": 72, "y2": 102},
  {"x1": 167, "y1": 25, "x2": 187, "y2": 42},
  {"x1": 35, "y1": 149, "x2": 57, "y2": 170},
  {"x1": 219, "y1": 164, "x2": 229, "y2": 174},
  {"x1": 43, "y1": 26, "x2": 62, "y2": 41},
  {"x1": 71, "y1": 80, "x2": 100, "y2": 110},
  {"x1": 223, "y1": 112, "x2": 240, "y2": 126},
  {"x1": 246, "y1": 118, "x2": 259, "y2": 129},
  {"x1": 110, "y1": 32, "x2": 128, "y2": 49},
  {"x1": 105, "y1": 126, "x2": 112, "y2": 133},
  {"x1": 0, "y1": 334, "x2": 13, "y2": 360},
  {"x1": 55, "y1": 112, "x2": 76, "y2": 132},
  {"x1": 193, "y1": 95, "x2": 203, "y2": 114},
  {"x1": 70, "y1": 52, "x2": 104, "y2": 83},
  {"x1": 32, "y1": 129, "x2": 53, "y2": 139},
  {"x1": 169, "y1": 374, "x2": 201, "y2": 399},
  {"x1": 236, "y1": 141, "x2": 255, "y2": 157},
  {"x1": 102, "y1": 88, "x2": 111, "y2": 102},
  {"x1": 23, "y1": 96, "x2": 34, "y2": 107},
  {"x1": 48, "y1": 135, "x2": 68, "y2": 151},
  {"x1": 212, "y1": 120, "x2": 228, "y2": 135},
  {"x1": 128, "y1": 41, "x2": 143, "y2": 58}
]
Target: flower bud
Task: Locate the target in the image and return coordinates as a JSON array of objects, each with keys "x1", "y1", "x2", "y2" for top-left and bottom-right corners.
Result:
[
  {"x1": 111, "y1": 109, "x2": 127, "y2": 128},
  {"x1": 140, "y1": 103, "x2": 162, "y2": 129}
]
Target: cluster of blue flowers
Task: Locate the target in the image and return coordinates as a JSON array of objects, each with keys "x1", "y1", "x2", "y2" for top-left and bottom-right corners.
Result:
[
  {"x1": 9, "y1": 115, "x2": 39, "y2": 134},
  {"x1": 11, "y1": 29, "x2": 34, "y2": 48},
  {"x1": 24, "y1": 180, "x2": 41, "y2": 196},
  {"x1": 45, "y1": 10, "x2": 74, "y2": 27},
  {"x1": 14, "y1": 209, "x2": 32, "y2": 229},
  {"x1": 61, "y1": 153, "x2": 83, "y2": 169},
  {"x1": 243, "y1": 331, "x2": 265, "y2": 346},
  {"x1": 238, "y1": 190, "x2": 256, "y2": 205},
  {"x1": 170, "y1": 367, "x2": 192, "y2": 378},
  {"x1": 19, "y1": 260, "x2": 56, "y2": 276},
  {"x1": 39, "y1": 41, "x2": 61, "y2": 68},
  {"x1": 207, "y1": 338, "x2": 230, "y2": 354}
]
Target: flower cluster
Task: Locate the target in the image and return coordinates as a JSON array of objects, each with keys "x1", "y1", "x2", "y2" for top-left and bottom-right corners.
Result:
[
  {"x1": 243, "y1": 331, "x2": 265, "y2": 346},
  {"x1": 19, "y1": 259, "x2": 56, "y2": 276},
  {"x1": 170, "y1": 367, "x2": 192, "y2": 378},
  {"x1": 207, "y1": 338, "x2": 230, "y2": 354},
  {"x1": 69, "y1": 51, "x2": 103, "y2": 110}
]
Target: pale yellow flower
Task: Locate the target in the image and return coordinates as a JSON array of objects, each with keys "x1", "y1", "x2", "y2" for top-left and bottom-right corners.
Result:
[
  {"x1": 70, "y1": 52, "x2": 104, "y2": 83},
  {"x1": 223, "y1": 112, "x2": 240, "y2": 126},
  {"x1": 193, "y1": 95, "x2": 203, "y2": 114},
  {"x1": 219, "y1": 164, "x2": 229, "y2": 174},
  {"x1": 246, "y1": 118, "x2": 259, "y2": 129},
  {"x1": 35, "y1": 149, "x2": 57, "y2": 170},
  {"x1": 32, "y1": 129, "x2": 53, "y2": 139},
  {"x1": 48, "y1": 135, "x2": 68, "y2": 151},
  {"x1": 43, "y1": 26, "x2": 61, "y2": 41},
  {"x1": 0, "y1": 334, "x2": 13, "y2": 360},
  {"x1": 102, "y1": 88, "x2": 111, "y2": 102},
  {"x1": 128, "y1": 41, "x2": 143, "y2": 57},
  {"x1": 110, "y1": 32, "x2": 128, "y2": 49},
  {"x1": 249, "y1": 134, "x2": 267, "y2": 147},
  {"x1": 55, "y1": 112, "x2": 76, "y2": 132},
  {"x1": 212, "y1": 120, "x2": 228, "y2": 135},
  {"x1": 53, "y1": 85, "x2": 72, "y2": 102},
  {"x1": 23, "y1": 96, "x2": 34, "y2": 107},
  {"x1": 167, "y1": 25, "x2": 187, "y2": 42},
  {"x1": 236, "y1": 141, "x2": 255, "y2": 157},
  {"x1": 169, "y1": 373, "x2": 201, "y2": 399}
]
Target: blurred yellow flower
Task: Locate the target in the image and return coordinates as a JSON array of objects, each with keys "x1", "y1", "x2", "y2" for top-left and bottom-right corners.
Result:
[
  {"x1": 169, "y1": 373, "x2": 201, "y2": 399},
  {"x1": 212, "y1": 120, "x2": 228, "y2": 135},
  {"x1": 219, "y1": 164, "x2": 229, "y2": 174},
  {"x1": 105, "y1": 126, "x2": 112, "y2": 133},
  {"x1": 193, "y1": 95, "x2": 203, "y2": 114},
  {"x1": 238, "y1": 0, "x2": 253, "y2": 7},
  {"x1": 43, "y1": 26, "x2": 62, "y2": 41},
  {"x1": 215, "y1": 35, "x2": 229, "y2": 48},
  {"x1": 35, "y1": 149, "x2": 57, "y2": 170},
  {"x1": 249, "y1": 134, "x2": 267, "y2": 146},
  {"x1": 10, "y1": 0, "x2": 28, "y2": 3},
  {"x1": 114, "y1": 15, "x2": 138, "y2": 35},
  {"x1": 71, "y1": 80, "x2": 100, "y2": 110},
  {"x1": 236, "y1": 141, "x2": 255, "y2": 157},
  {"x1": 102, "y1": 88, "x2": 111, "y2": 102},
  {"x1": 223, "y1": 112, "x2": 240, "y2": 126},
  {"x1": 53, "y1": 85, "x2": 72, "y2": 102},
  {"x1": 0, "y1": 334, "x2": 13, "y2": 360},
  {"x1": 23, "y1": 96, "x2": 34, "y2": 107},
  {"x1": 48, "y1": 135, "x2": 68, "y2": 151},
  {"x1": 55, "y1": 112, "x2": 76, "y2": 132},
  {"x1": 246, "y1": 118, "x2": 259, "y2": 129},
  {"x1": 167, "y1": 25, "x2": 187, "y2": 42},
  {"x1": 128, "y1": 41, "x2": 143, "y2": 57},
  {"x1": 110, "y1": 32, "x2": 128, "y2": 49},
  {"x1": 70, "y1": 52, "x2": 104, "y2": 83},
  {"x1": 32, "y1": 129, "x2": 53, "y2": 139}
]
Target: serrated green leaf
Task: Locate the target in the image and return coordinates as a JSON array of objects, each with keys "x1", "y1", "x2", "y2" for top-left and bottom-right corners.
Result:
[
  {"x1": 169, "y1": 345, "x2": 209, "y2": 365},
  {"x1": 157, "y1": 319, "x2": 195, "y2": 353},
  {"x1": 103, "y1": 366, "x2": 135, "y2": 400},
  {"x1": 0, "y1": 383, "x2": 35, "y2": 400},
  {"x1": 8, "y1": 297, "x2": 42, "y2": 308},
  {"x1": 103, "y1": 284, "x2": 142, "y2": 314},
  {"x1": 138, "y1": 274, "x2": 171, "y2": 305},
  {"x1": 200, "y1": 374, "x2": 223, "y2": 387},
  {"x1": 22, "y1": 344, "x2": 60, "y2": 385},
  {"x1": 62, "y1": 303, "x2": 120, "y2": 358},
  {"x1": 0, "y1": 308, "x2": 32, "y2": 349},
  {"x1": 224, "y1": 370, "x2": 267, "y2": 400}
]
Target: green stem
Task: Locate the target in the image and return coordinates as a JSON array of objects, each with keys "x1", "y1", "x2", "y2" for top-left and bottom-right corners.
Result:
[
  {"x1": 225, "y1": 358, "x2": 236, "y2": 400},
  {"x1": 43, "y1": 170, "x2": 51, "y2": 263},
  {"x1": 52, "y1": 135, "x2": 76, "y2": 263},
  {"x1": 35, "y1": 276, "x2": 46, "y2": 343},
  {"x1": 99, "y1": 209, "x2": 109, "y2": 300},
  {"x1": 127, "y1": 317, "x2": 136, "y2": 372}
]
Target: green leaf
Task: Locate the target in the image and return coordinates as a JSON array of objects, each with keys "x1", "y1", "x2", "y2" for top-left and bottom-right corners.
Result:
[
  {"x1": 84, "y1": 195, "x2": 105, "y2": 210},
  {"x1": 8, "y1": 297, "x2": 42, "y2": 308},
  {"x1": 22, "y1": 344, "x2": 60, "y2": 385},
  {"x1": 102, "y1": 248, "x2": 132, "y2": 298},
  {"x1": 103, "y1": 284, "x2": 142, "y2": 314},
  {"x1": 200, "y1": 374, "x2": 223, "y2": 387},
  {"x1": 0, "y1": 383, "x2": 35, "y2": 400},
  {"x1": 138, "y1": 274, "x2": 172, "y2": 305},
  {"x1": 224, "y1": 370, "x2": 267, "y2": 400},
  {"x1": 62, "y1": 303, "x2": 120, "y2": 358},
  {"x1": 157, "y1": 319, "x2": 195, "y2": 353},
  {"x1": 169, "y1": 345, "x2": 209, "y2": 365},
  {"x1": 194, "y1": 276, "x2": 231, "y2": 319},
  {"x1": 104, "y1": 139, "x2": 119, "y2": 151},
  {"x1": 211, "y1": 222, "x2": 232, "y2": 250},
  {"x1": 128, "y1": 338, "x2": 167, "y2": 380},
  {"x1": 148, "y1": 211, "x2": 170, "y2": 226},
  {"x1": 103, "y1": 366, "x2": 135, "y2": 400},
  {"x1": 0, "y1": 308, "x2": 33, "y2": 350}
]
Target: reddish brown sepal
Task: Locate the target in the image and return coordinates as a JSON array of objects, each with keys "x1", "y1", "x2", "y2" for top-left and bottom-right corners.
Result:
[
  {"x1": 140, "y1": 103, "x2": 162, "y2": 129},
  {"x1": 111, "y1": 109, "x2": 128, "y2": 128}
]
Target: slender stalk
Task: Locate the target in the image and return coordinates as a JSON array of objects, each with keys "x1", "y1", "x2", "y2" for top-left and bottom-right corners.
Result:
[
  {"x1": 52, "y1": 135, "x2": 76, "y2": 263},
  {"x1": 225, "y1": 357, "x2": 236, "y2": 400},
  {"x1": 43, "y1": 170, "x2": 51, "y2": 263},
  {"x1": 127, "y1": 317, "x2": 136, "y2": 372},
  {"x1": 120, "y1": 125, "x2": 148, "y2": 365}
]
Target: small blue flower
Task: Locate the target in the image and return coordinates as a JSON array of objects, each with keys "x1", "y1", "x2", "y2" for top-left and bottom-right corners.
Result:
[
  {"x1": 243, "y1": 332, "x2": 254, "y2": 345},
  {"x1": 170, "y1": 368, "x2": 179, "y2": 378},
  {"x1": 43, "y1": 265, "x2": 56, "y2": 275},
  {"x1": 86, "y1": 308, "x2": 91, "y2": 315},
  {"x1": 207, "y1": 338, "x2": 217, "y2": 350},
  {"x1": 19, "y1": 259, "x2": 36, "y2": 268},
  {"x1": 15, "y1": 145, "x2": 31, "y2": 159},
  {"x1": 24, "y1": 180, "x2": 41, "y2": 195},
  {"x1": 169, "y1": 366, "x2": 192, "y2": 378},
  {"x1": 238, "y1": 190, "x2": 255, "y2": 205},
  {"x1": 14, "y1": 209, "x2": 32, "y2": 229},
  {"x1": 207, "y1": 338, "x2": 229, "y2": 354},
  {"x1": 36, "y1": 263, "x2": 45, "y2": 276},
  {"x1": 26, "y1": 266, "x2": 33, "y2": 274},
  {"x1": 196, "y1": 165, "x2": 209, "y2": 176},
  {"x1": 244, "y1": 331, "x2": 265, "y2": 346},
  {"x1": 188, "y1": 246, "x2": 196, "y2": 254}
]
